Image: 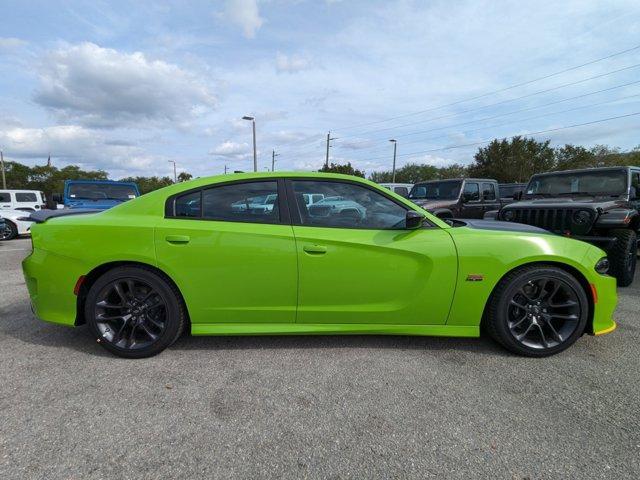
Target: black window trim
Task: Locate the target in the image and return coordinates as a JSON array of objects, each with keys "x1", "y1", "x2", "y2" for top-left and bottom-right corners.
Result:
[
  {"x1": 284, "y1": 177, "x2": 437, "y2": 230},
  {"x1": 164, "y1": 178, "x2": 291, "y2": 225}
]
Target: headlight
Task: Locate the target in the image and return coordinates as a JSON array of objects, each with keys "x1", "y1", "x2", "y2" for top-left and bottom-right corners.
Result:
[
  {"x1": 572, "y1": 210, "x2": 592, "y2": 225},
  {"x1": 503, "y1": 210, "x2": 515, "y2": 221},
  {"x1": 595, "y1": 257, "x2": 610, "y2": 275}
]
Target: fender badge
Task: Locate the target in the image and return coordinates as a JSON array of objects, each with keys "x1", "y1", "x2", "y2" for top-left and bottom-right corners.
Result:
[{"x1": 466, "y1": 274, "x2": 484, "y2": 282}]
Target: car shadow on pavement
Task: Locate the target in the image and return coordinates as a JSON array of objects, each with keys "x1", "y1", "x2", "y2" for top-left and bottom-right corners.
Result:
[{"x1": 1, "y1": 297, "x2": 508, "y2": 358}]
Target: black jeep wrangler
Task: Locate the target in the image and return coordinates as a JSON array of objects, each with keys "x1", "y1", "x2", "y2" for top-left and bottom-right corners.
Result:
[{"x1": 488, "y1": 166, "x2": 640, "y2": 286}]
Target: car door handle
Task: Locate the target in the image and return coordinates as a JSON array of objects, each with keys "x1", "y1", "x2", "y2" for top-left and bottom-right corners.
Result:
[
  {"x1": 165, "y1": 235, "x2": 190, "y2": 244},
  {"x1": 303, "y1": 244, "x2": 327, "y2": 254}
]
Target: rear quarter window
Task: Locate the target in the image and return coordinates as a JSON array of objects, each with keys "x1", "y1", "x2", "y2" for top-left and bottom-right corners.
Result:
[
  {"x1": 0, "y1": 192, "x2": 10, "y2": 202},
  {"x1": 16, "y1": 192, "x2": 38, "y2": 202}
]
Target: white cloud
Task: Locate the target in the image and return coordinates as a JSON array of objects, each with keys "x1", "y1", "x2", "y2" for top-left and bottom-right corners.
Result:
[
  {"x1": 0, "y1": 125, "x2": 155, "y2": 171},
  {"x1": 0, "y1": 37, "x2": 27, "y2": 51},
  {"x1": 224, "y1": 0, "x2": 264, "y2": 39},
  {"x1": 276, "y1": 52, "x2": 311, "y2": 73},
  {"x1": 33, "y1": 42, "x2": 216, "y2": 128},
  {"x1": 209, "y1": 140, "x2": 252, "y2": 160}
]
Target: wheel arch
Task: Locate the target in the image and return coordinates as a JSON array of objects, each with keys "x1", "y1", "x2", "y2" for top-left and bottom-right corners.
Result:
[
  {"x1": 75, "y1": 261, "x2": 191, "y2": 329},
  {"x1": 434, "y1": 209, "x2": 454, "y2": 219},
  {"x1": 481, "y1": 261, "x2": 595, "y2": 335}
]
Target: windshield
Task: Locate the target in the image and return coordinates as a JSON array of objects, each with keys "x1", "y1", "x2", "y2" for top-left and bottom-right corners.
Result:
[
  {"x1": 526, "y1": 170, "x2": 628, "y2": 197},
  {"x1": 409, "y1": 180, "x2": 462, "y2": 200},
  {"x1": 68, "y1": 183, "x2": 138, "y2": 201}
]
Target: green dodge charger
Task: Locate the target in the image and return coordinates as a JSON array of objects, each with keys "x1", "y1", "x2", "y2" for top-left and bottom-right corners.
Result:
[{"x1": 22, "y1": 172, "x2": 617, "y2": 358}]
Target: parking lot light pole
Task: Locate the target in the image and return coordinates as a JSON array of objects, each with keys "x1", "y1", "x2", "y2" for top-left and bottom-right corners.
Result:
[
  {"x1": 243, "y1": 116, "x2": 257, "y2": 172},
  {"x1": 168, "y1": 160, "x2": 177, "y2": 183},
  {"x1": 389, "y1": 139, "x2": 397, "y2": 184},
  {"x1": 272, "y1": 150, "x2": 279, "y2": 172},
  {"x1": 0, "y1": 150, "x2": 5, "y2": 189}
]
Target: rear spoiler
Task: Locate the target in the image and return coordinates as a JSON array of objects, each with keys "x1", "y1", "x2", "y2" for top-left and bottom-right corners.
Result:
[{"x1": 27, "y1": 209, "x2": 104, "y2": 223}]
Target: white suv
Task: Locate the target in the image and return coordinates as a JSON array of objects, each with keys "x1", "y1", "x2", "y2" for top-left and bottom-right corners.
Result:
[{"x1": 0, "y1": 190, "x2": 47, "y2": 212}]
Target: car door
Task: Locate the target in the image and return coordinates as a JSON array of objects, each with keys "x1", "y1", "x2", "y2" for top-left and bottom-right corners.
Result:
[
  {"x1": 155, "y1": 179, "x2": 298, "y2": 326},
  {"x1": 287, "y1": 179, "x2": 457, "y2": 325},
  {"x1": 460, "y1": 182, "x2": 483, "y2": 218}
]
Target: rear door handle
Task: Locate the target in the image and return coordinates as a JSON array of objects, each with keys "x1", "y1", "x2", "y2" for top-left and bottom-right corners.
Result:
[
  {"x1": 303, "y1": 244, "x2": 327, "y2": 254},
  {"x1": 165, "y1": 235, "x2": 190, "y2": 244}
]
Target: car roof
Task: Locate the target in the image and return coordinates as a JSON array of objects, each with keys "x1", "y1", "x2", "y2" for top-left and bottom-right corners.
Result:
[
  {"x1": 531, "y1": 166, "x2": 631, "y2": 177},
  {"x1": 414, "y1": 177, "x2": 497, "y2": 184}
]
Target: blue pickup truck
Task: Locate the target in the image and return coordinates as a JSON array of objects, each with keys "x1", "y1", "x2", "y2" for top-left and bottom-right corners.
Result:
[{"x1": 54, "y1": 180, "x2": 141, "y2": 210}]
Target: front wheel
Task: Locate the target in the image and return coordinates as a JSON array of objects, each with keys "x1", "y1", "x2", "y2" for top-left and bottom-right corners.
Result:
[
  {"x1": 607, "y1": 229, "x2": 637, "y2": 287},
  {"x1": 485, "y1": 265, "x2": 589, "y2": 357},
  {"x1": 85, "y1": 266, "x2": 186, "y2": 358}
]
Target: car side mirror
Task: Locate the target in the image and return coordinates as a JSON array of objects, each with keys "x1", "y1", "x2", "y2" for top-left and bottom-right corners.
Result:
[
  {"x1": 513, "y1": 191, "x2": 523, "y2": 200},
  {"x1": 52, "y1": 193, "x2": 63, "y2": 203},
  {"x1": 405, "y1": 210, "x2": 426, "y2": 229}
]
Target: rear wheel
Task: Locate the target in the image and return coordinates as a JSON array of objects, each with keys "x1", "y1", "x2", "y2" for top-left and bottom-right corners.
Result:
[
  {"x1": 0, "y1": 221, "x2": 17, "y2": 241},
  {"x1": 485, "y1": 265, "x2": 588, "y2": 357},
  {"x1": 607, "y1": 229, "x2": 637, "y2": 287},
  {"x1": 85, "y1": 266, "x2": 185, "y2": 358}
]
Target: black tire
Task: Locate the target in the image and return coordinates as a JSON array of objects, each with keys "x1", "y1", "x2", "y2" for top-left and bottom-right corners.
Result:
[
  {"x1": 607, "y1": 229, "x2": 637, "y2": 287},
  {"x1": 485, "y1": 265, "x2": 589, "y2": 357},
  {"x1": 85, "y1": 266, "x2": 186, "y2": 358},
  {"x1": 0, "y1": 221, "x2": 18, "y2": 241}
]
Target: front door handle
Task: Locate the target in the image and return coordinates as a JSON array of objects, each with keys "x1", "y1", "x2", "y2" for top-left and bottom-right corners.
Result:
[
  {"x1": 303, "y1": 244, "x2": 327, "y2": 254},
  {"x1": 165, "y1": 235, "x2": 190, "y2": 244}
]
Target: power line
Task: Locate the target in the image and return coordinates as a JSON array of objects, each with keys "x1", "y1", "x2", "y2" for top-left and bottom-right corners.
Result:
[
  {"x1": 360, "y1": 111, "x2": 640, "y2": 162},
  {"x1": 334, "y1": 82, "x2": 640, "y2": 154},
  {"x1": 338, "y1": 62, "x2": 640, "y2": 139},
  {"x1": 333, "y1": 43, "x2": 640, "y2": 132},
  {"x1": 280, "y1": 65, "x2": 640, "y2": 158}
]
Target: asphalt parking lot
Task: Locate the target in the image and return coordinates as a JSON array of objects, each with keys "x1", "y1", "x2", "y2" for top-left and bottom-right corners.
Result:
[{"x1": 1, "y1": 238, "x2": 639, "y2": 479}]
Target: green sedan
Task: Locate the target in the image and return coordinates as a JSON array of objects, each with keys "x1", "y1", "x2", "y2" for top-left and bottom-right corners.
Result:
[{"x1": 22, "y1": 172, "x2": 617, "y2": 358}]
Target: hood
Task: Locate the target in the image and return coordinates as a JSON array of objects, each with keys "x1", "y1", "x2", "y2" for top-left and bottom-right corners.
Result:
[
  {"x1": 449, "y1": 219, "x2": 551, "y2": 234},
  {"x1": 412, "y1": 199, "x2": 457, "y2": 211},
  {"x1": 510, "y1": 197, "x2": 623, "y2": 210}
]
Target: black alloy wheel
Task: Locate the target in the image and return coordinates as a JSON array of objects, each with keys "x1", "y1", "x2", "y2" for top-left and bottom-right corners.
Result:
[
  {"x1": 86, "y1": 266, "x2": 185, "y2": 358},
  {"x1": 94, "y1": 278, "x2": 168, "y2": 350},
  {"x1": 485, "y1": 265, "x2": 588, "y2": 357}
]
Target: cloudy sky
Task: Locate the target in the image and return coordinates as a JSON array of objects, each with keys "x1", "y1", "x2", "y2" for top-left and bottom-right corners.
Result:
[{"x1": 1, "y1": 0, "x2": 639, "y2": 179}]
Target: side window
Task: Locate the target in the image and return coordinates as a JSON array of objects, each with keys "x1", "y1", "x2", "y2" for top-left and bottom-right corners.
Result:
[
  {"x1": 394, "y1": 187, "x2": 409, "y2": 197},
  {"x1": 632, "y1": 172, "x2": 640, "y2": 198},
  {"x1": 0, "y1": 192, "x2": 10, "y2": 203},
  {"x1": 16, "y1": 192, "x2": 38, "y2": 203},
  {"x1": 481, "y1": 183, "x2": 496, "y2": 201},
  {"x1": 291, "y1": 180, "x2": 408, "y2": 229},
  {"x1": 462, "y1": 182, "x2": 480, "y2": 202},
  {"x1": 202, "y1": 181, "x2": 280, "y2": 224},
  {"x1": 174, "y1": 191, "x2": 201, "y2": 217}
]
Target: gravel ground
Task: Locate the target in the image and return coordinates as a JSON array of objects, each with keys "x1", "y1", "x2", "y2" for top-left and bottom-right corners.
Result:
[{"x1": 1, "y1": 237, "x2": 639, "y2": 479}]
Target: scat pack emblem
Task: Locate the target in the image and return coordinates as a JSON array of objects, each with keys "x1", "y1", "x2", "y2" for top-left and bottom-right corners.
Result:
[{"x1": 466, "y1": 274, "x2": 484, "y2": 282}]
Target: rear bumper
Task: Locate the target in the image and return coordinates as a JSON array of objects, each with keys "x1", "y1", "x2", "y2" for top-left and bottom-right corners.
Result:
[{"x1": 22, "y1": 248, "x2": 85, "y2": 327}]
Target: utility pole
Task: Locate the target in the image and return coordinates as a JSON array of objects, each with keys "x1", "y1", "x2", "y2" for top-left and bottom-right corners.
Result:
[
  {"x1": 224, "y1": 164, "x2": 228, "y2": 174},
  {"x1": 242, "y1": 116, "x2": 257, "y2": 172},
  {"x1": 271, "y1": 150, "x2": 279, "y2": 172},
  {"x1": 325, "y1": 131, "x2": 336, "y2": 169},
  {"x1": 168, "y1": 160, "x2": 177, "y2": 183},
  {"x1": 0, "y1": 150, "x2": 5, "y2": 189},
  {"x1": 389, "y1": 139, "x2": 397, "y2": 184}
]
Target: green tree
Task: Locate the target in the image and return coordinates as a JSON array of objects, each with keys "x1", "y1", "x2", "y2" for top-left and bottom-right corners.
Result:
[
  {"x1": 369, "y1": 163, "x2": 467, "y2": 183},
  {"x1": 119, "y1": 176, "x2": 174, "y2": 194},
  {"x1": 553, "y1": 144, "x2": 597, "y2": 170},
  {"x1": 468, "y1": 136, "x2": 555, "y2": 182},
  {"x1": 177, "y1": 172, "x2": 193, "y2": 182},
  {"x1": 318, "y1": 162, "x2": 365, "y2": 177}
]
